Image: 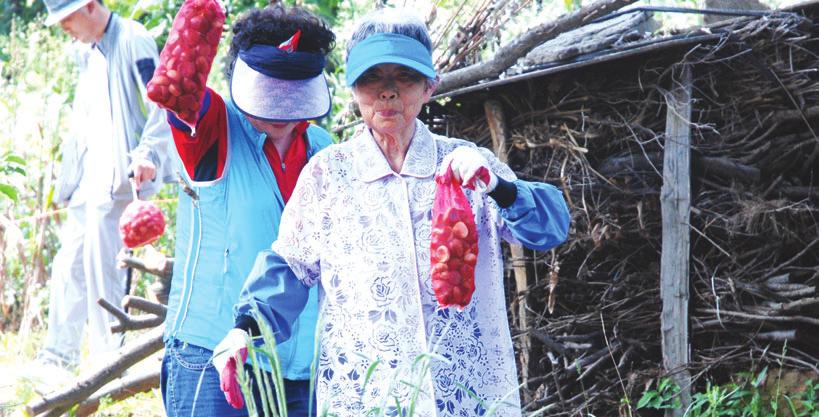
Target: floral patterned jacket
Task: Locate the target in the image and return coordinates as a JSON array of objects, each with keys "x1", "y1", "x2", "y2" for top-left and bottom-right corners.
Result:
[{"x1": 235, "y1": 120, "x2": 570, "y2": 416}]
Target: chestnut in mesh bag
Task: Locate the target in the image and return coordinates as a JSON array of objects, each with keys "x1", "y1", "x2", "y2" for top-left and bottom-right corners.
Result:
[
  {"x1": 119, "y1": 200, "x2": 166, "y2": 249},
  {"x1": 430, "y1": 165, "x2": 479, "y2": 310},
  {"x1": 146, "y1": 0, "x2": 225, "y2": 129}
]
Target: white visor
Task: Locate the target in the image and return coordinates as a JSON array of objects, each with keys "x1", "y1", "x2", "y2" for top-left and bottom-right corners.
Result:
[{"x1": 230, "y1": 56, "x2": 331, "y2": 122}]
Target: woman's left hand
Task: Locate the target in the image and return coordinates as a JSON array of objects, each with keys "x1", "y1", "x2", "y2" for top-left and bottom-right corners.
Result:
[
  {"x1": 213, "y1": 328, "x2": 250, "y2": 409},
  {"x1": 440, "y1": 147, "x2": 498, "y2": 192}
]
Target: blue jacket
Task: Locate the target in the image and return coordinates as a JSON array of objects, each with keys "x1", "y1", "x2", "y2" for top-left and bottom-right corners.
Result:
[{"x1": 164, "y1": 98, "x2": 331, "y2": 380}]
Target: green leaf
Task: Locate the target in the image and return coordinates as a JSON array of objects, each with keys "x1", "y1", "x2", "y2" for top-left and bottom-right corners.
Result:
[
  {"x1": 361, "y1": 358, "x2": 381, "y2": 393},
  {"x1": 0, "y1": 183, "x2": 18, "y2": 202},
  {"x1": 4, "y1": 154, "x2": 25, "y2": 165},
  {"x1": 783, "y1": 395, "x2": 800, "y2": 417},
  {"x1": 753, "y1": 367, "x2": 768, "y2": 387},
  {"x1": 8, "y1": 166, "x2": 27, "y2": 176},
  {"x1": 46, "y1": 185, "x2": 54, "y2": 209},
  {"x1": 637, "y1": 391, "x2": 658, "y2": 409},
  {"x1": 392, "y1": 397, "x2": 403, "y2": 417}
]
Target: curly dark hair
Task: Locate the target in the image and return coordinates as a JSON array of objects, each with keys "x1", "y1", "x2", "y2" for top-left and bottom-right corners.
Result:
[{"x1": 224, "y1": 4, "x2": 335, "y2": 80}]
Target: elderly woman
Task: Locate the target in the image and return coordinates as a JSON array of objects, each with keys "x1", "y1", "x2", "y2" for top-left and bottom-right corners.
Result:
[{"x1": 215, "y1": 8, "x2": 570, "y2": 416}]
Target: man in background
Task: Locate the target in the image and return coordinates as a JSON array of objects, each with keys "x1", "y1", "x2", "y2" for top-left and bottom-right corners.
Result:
[{"x1": 32, "y1": 0, "x2": 170, "y2": 380}]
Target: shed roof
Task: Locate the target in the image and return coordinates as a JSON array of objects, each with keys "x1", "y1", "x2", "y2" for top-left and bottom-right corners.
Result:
[{"x1": 434, "y1": 0, "x2": 819, "y2": 100}]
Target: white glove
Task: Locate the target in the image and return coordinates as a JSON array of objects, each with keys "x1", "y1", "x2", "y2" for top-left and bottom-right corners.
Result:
[
  {"x1": 439, "y1": 147, "x2": 498, "y2": 193},
  {"x1": 213, "y1": 328, "x2": 248, "y2": 379}
]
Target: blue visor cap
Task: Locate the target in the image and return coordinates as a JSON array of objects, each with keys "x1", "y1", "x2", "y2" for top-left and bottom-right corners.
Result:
[
  {"x1": 346, "y1": 33, "x2": 436, "y2": 86},
  {"x1": 239, "y1": 45, "x2": 326, "y2": 80}
]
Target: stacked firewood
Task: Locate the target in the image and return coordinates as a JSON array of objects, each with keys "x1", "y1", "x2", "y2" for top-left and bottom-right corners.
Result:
[{"x1": 438, "y1": 11, "x2": 817, "y2": 415}]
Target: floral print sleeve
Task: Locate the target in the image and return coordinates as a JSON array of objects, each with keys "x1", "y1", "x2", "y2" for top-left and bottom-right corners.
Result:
[{"x1": 271, "y1": 154, "x2": 328, "y2": 287}]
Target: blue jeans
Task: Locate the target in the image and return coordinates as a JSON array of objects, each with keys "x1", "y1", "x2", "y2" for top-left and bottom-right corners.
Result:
[{"x1": 161, "y1": 339, "x2": 313, "y2": 417}]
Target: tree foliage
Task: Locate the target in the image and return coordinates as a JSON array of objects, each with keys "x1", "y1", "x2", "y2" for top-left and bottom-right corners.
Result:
[
  {"x1": 0, "y1": 0, "x2": 46, "y2": 35},
  {"x1": 0, "y1": 152, "x2": 26, "y2": 203}
]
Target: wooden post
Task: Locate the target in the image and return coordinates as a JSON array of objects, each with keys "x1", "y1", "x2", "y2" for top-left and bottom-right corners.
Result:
[
  {"x1": 484, "y1": 100, "x2": 531, "y2": 401},
  {"x1": 660, "y1": 63, "x2": 693, "y2": 416}
]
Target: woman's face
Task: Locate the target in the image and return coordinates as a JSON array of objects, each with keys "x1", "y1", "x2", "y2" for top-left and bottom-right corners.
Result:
[
  {"x1": 247, "y1": 118, "x2": 300, "y2": 141},
  {"x1": 352, "y1": 63, "x2": 435, "y2": 140}
]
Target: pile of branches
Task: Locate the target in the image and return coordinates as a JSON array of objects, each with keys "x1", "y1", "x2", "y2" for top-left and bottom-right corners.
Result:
[
  {"x1": 436, "y1": 11, "x2": 818, "y2": 416},
  {"x1": 25, "y1": 251, "x2": 172, "y2": 417}
]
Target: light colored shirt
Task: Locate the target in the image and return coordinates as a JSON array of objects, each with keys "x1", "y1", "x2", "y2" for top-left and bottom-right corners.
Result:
[
  {"x1": 236, "y1": 119, "x2": 570, "y2": 416},
  {"x1": 56, "y1": 14, "x2": 170, "y2": 204}
]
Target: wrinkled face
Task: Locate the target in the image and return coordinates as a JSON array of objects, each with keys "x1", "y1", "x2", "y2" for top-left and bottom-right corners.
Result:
[
  {"x1": 352, "y1": 63, "x2": 435, "y2": 139},
  {"x1": 59, "y1": 4, "x2": 96, "y2": 44},
  {"x1": 247, "y1": 118, "x2": 300, "y2": 141}
]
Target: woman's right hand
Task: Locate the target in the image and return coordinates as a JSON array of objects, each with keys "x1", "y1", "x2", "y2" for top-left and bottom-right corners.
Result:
[
  {"x1": 440, "y1": 146, "x2": 498, "y2": 192},
  {"x1": 213, "y1": 328, "x2": 249, "y2": 409}
]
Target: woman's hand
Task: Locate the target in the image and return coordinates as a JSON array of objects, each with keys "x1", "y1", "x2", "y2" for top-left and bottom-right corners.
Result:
[
  {"x1": 213, "y1": 328, "x2": 249, "y2": 409},
  {"x1": 440, "y1": 147, "x2": 498, "y2": 192}
]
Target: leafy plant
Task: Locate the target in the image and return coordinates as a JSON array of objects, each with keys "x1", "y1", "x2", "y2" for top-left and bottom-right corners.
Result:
[
  {"x1": 0, "y1": 152, "x2": 26, "y2": 202},
  {"x1": 636, "y1": 368, "x2": 817, "y2": 417},
  {"x1": 795, "y1": 380, "x2": 818, "y2": 417},
  {"x1": 96, "y1": 394, "x2": 117, "y2": 412},
  {"x1": 638, "y1": 377, "x2": 683, "y2": 410},
  {"x1": 0, "y1": 17, "x2": 76, "y2": 332},
  {"x1": 688, "y1": 381, "x2": 743, "y2": 417},
  {"x1": 0, "y1": 0, "x2": 46, "y2": 35}
]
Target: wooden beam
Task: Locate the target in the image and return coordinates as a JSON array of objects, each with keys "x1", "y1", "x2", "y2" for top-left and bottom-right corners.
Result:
[
  {"x1": 660, "y1": 63, "x2": 693, "y2": 417},
  {"x1": 438, "y1": 0, "x2": 638, "y2": 94},
  {"x1": 484, "y1": 100, "x2": 532, "y2": 402}
]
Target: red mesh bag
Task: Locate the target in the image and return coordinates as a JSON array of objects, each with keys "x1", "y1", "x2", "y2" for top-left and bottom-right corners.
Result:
[
  {"x1": 430, "y1": 165, "x2": 479, "y2": 310},
  {"x1": 220, "y1": 347, "x2": 248, "y2": 409},
  {"x1": 146, "y1": 0, "x2": 225, "y2": 129},
  {"x1": 119, "y1": 200, "x2": 166, "y2": 249}
]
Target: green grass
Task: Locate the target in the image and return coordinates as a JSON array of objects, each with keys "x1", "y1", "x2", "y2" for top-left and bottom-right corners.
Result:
[
  {"x1": 234, "y1": 306, "x2": 524, "y2": 417},
  {"x1": 0, "y1": 330, "x2": 165, "y2": 417},
  {"x1": 637, "y1": 371, "x2": 819, "y2": 417}
]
